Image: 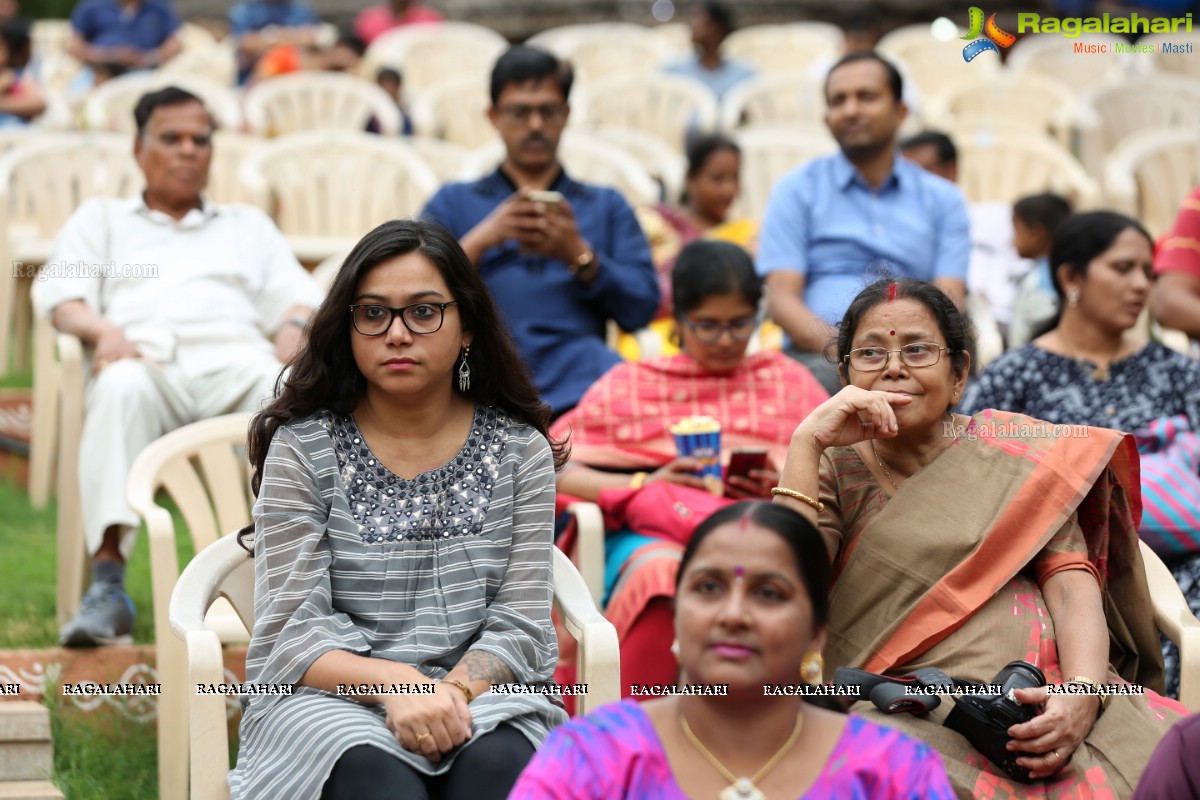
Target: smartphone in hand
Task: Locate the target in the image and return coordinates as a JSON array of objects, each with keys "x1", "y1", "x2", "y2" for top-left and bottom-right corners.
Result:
[{"x1": 725, "y1": 448, "x2": 768, "y2": 487}]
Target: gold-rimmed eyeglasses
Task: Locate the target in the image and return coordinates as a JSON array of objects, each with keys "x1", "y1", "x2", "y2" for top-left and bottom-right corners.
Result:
[{"x1": 844, "y1": 342, "x2": 948, "y2": 371}]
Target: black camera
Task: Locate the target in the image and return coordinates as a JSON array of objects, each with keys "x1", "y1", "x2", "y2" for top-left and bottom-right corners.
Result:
[{"x1": 944, "y1": 660, "x2": 1047, "y2": 783}]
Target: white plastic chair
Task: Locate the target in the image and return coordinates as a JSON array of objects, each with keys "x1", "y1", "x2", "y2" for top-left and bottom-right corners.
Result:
[
  {"x1": 238, "y1": 130, "x2": 438, "y2": 263},
  {"x1": 243, "y1": 72, "x2": 401, "y2": 137},
  {"x1": 404, "y1": 136, "x2": 474, "y2": 184},
  {"x1": 1103, "y1": 127, "x2": 1200, "y2": 239},
  {"x1": 1007, "y1": 32, "x2": 1134, "y2": 91},
  {"x1": 127, "y1": 413, "x2": 256, "y2": 800},
  {"x1": 719, "y1": 73, "x2": 826, "y2": 132},
  {"x1": 559, "y1": 32, "x2": 672, "y2": 86},
  {"x1": 1074, "y1": 76, "x2": 1200, "y2": 178},
  {"x1": 721, "y1": 22, "x2": 844, "y2": 76},
  {"x1": 729, "y1": 124, "x2": 838, "y2": 221},
  {"x1": 924, "y1": 72, "x2": 1076, "y2": 148},
  {"x1": 170, "y1": 533, "x2": 621, "y2": 800},
  {"x1": 82, "y1": 72, "x2": 242, "y2": 134},
  {"x1": 206, "y1": 131, "x2": 264, "y2": 206},
  {"x1": 877, "y1": 22, "x2": 1000, "y2": 99},
  {"x1": 950, "y1": 126, "x2": 1100, "y2": 209},
  {"x1": 589, "y1": 126, "x2": 686, "y2": 205},
  {"x1": 574, "y1": 74, "x2": 718, "y2": 154},
  {"x1": 1139, "y1": 32, "x2": 1200, "y2": 81},
  {"x1": 360, "y1": 22, "x2": 508, "y2": 94},
  {"x1": 408, "y1": 76, "x2": 497, "y2": 149}
]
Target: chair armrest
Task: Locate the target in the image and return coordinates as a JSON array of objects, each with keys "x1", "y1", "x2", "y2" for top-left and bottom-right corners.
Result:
[
  {"x1": 552, "y1": 548, "x2": 620, "y2": 716},
  {"x1": 169, "y1": 533, "x2": 254, "y2": 641},
  {"x1": 186, "y1": 628, "x2": 233, "y2": 800},
  {"x1": 1138, "y1": 541, "x2": 1200, "y2": 709},
  {"x1": 565, "y1": 501, "x2": 605, "y2": 606}
]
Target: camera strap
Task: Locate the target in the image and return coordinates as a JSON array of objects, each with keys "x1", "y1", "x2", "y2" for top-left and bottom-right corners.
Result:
[{"x1": 832, "y1": 666, "x2": 967, "y2": 715}]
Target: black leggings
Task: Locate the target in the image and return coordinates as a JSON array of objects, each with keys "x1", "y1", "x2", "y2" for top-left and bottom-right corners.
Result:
[{"x1": 320, "y1": 724, "x2": 535, "y2": 800}]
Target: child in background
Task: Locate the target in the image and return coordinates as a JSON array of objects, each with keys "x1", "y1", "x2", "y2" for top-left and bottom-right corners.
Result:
[
  {"x1": 0, "y1": 21, "x2": 44, "y2": 126},
  {"x1": 1007, "y1": 192, "x2": 1072, "y2": 348},
  {"x1": 369, "y1": 66, "x2": 413, "y2": 134}
]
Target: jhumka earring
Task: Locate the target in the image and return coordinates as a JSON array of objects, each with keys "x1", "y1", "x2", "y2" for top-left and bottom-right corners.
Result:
[
  {"x1": 670, "y1": 640, "x2": 681, "y2": 662},
  {"x1": 1067, "y1": 288, "x2": 1080, "y2": 307},
  {"x1": 800, "y1": 652, "x2": 824, "y2": 684},
  {"x1": 458, "y1": 346, "x2": 471, "y2": 392}
]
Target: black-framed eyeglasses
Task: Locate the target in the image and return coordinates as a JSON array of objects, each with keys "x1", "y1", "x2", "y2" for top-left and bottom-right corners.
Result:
[
  {"x1": 844, "y1": 342, "x2": 948, "y2": 371},
  {"x1": 349, "y1": 302, "x2": 458, "y2": 336},
  {"x1": 681, "y1": 316, "x2": 758, "y2": 344},
  {"x1": 496, "y1": 103, "x2": 568, "y2": 125}
]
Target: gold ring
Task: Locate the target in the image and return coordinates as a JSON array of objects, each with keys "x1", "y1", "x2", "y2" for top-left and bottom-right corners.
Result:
[{"x1": 415, "y1": 732, "x2": 431, "y2": 747}]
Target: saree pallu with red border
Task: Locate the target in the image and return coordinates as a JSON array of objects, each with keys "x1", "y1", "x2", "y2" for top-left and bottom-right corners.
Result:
[{"x1": 820, "y1": 410, "x2": 1189, "y2": 799}]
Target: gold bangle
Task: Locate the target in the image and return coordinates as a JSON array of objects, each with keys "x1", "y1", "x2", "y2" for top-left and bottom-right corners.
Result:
[
  {"x1": 443, "y1": 679, "x2": 474, "y2": 703},
  {"x1": 770, "y1": 487, "x2": 824, "y2": 512},
  {"x1": 629, "y1": 471, "x2": 649, "y2": 490},
  {"x1": 1065, "y1": 675, "x2": 1109, "y2": 713}
]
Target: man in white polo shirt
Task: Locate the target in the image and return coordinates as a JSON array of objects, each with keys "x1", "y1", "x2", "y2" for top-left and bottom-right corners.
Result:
[{"x1": 38, "y1": 86, "x2": 323, "y2": 647}]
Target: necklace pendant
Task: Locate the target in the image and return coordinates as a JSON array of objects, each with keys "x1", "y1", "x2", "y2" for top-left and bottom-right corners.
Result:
[
  {"x1": 1092, "y1": 365, "x2": 1109, "y2": 381},
  {"x1": 719, "y1": 777, "x2": 765, "y2": 800}
]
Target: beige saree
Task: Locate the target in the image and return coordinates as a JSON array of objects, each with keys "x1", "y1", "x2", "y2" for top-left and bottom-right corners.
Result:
[{"x1": 818, "y1": 410, "x2": 1189, "y2": 799}]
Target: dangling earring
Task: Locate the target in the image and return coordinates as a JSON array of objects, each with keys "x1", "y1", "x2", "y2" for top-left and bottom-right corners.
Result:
[
  {"x1": 457, "y1": 346, "x2": 471, "y2": 392},
  {"x1": 1067, "y1": 288, "x2": 1080, "y2": 307},
  {"x1": 800, "y1": 652, "x2": 824, "y2": 684},
  {"x1": 670, "y1": 640, "x2": 680, "y2": 662}
]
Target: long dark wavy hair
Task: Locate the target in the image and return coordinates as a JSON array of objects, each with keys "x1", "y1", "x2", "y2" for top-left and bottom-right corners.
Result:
[{"x1": 240, "y1": 219, "x2": 566, "y2": 546}]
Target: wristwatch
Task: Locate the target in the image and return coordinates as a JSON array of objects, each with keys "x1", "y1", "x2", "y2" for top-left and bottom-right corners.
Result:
[
  {"x1": 569, "y1": 249, "x2": 597, "y2": 281},
  {"x1": 1065, "y1": 675, "x2": 1109, "y2": 714}
]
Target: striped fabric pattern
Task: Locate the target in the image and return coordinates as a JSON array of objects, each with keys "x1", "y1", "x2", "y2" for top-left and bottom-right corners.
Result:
[
  {"x1": 1134, "y1": 414, "x2": 1200, "y2": 557},
  {"x1": 229, "y1": 408, "x2": 567, "y2": 799}
]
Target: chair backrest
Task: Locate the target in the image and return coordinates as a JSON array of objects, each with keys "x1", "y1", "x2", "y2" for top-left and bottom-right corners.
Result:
[
  {"x1": 158, "y1": 39, "x2": 239, "y2": 87},
  {"x1": 1078, "y1": 76, "x2": 1200, "y2": 160},
  {"x1": 239, "y1": 130, "x2": 439, "y2": 238},
  {"x1": 721, "y1": 22, "x2": 844, "y2": 76},
  {"x1": 0, "y1": 134, "x2": 143, "y2": 246},
  {"x1": 729, "y1": 124, "x2": 838, "y2": 221},
  {"x1": 924, "y1": 72, "x2": 1076, "y2": 145},
  {"x1": 575, "y1": 74, "x2": 718, "y2": 153},
  {"x1": 590, "y1": 126, "x2": 686, "y2": 205},
  {"x1": 83, "y1": 71, "x2": 242, "y2": 134},
  {"x1": 561, "y1": 33, "x2": 671, "y2": 86},
  {"x1": 528, "y1": 22, "x2": 652, "y2": 58},
  {"x1": 1007, "y1": 32, "x2": 1133, "y2": 90},
  {"x1": 207, "y1": 131, "x2": 264, "y2": 206},
  {"x1": 952, "y1": 127, "x2": 1100, "y2": 208},
  {"x1": 460, "y1": 131, "x2": 661, "y2": 207},
  {"x1": 1103, "y1": 127, "x2": 1200, "y2": 239},
  {"x1": 126, "y1": 413, "x2": 256, "y2": 556},
  {"x1": 877, "y1": 23, "x2": 1000, "y2": 97},
  {"x1": 719, "y1": 73, "x2": 825, "y2": 132},
  {"x1": 243, "y1": 72, "x2": 402, "y2": 137},
  {"x1": 361, "y1": 22, "x2": 508, "y2": 94},
  {"x1": 408, "y1": 76, "x2": 498, "y2": 149},
  {"x1": 405, "y1": 135, "x2": 474, "y2": 184},
  {"x1": 1138, "y1": 32, "x2": 1200, "y2": 80}
]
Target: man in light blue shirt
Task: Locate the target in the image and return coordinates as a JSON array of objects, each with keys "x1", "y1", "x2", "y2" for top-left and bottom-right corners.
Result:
[
  {"x1": 757, "y1": 51, "x2": 969, "y2": 392},
  {"x1": 661, "y1": 2, "x2": 756, "y2": 104}
]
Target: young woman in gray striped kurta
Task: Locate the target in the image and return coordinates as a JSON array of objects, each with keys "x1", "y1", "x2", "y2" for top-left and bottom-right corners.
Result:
[{"x1": 233, "y1": 220, "x2": 570, "y2": 800}]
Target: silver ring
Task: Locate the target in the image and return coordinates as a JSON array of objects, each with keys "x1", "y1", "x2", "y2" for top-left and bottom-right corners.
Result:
[{"x1": 1051, "y1": 750, "x2": 1060, "y2": 762}]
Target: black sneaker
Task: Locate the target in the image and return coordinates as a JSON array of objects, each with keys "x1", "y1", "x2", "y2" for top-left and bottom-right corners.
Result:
[{"x1": 59, "y1": 581, "x2": 135, "y2": 647}]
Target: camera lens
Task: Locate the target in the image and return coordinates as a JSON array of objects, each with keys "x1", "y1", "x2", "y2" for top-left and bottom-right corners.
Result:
[{"x1": 994, "y1": 661, "x2": 1046, "y2": 695}]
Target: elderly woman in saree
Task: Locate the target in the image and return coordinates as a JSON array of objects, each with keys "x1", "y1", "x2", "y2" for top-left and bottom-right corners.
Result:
[{"x1": 770, "y1": 277, "x2": 1189, "y2": 798}]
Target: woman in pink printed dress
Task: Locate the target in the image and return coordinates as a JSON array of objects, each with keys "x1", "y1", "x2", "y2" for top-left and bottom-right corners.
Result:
[{"x1": 510, "y1": 502, "x2": 954, "y2": 800}]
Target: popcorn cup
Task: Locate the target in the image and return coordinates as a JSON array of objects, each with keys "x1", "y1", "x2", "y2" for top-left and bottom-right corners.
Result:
[{"x1": 670, "y1": 416, "x2": 724, "y2": 494}]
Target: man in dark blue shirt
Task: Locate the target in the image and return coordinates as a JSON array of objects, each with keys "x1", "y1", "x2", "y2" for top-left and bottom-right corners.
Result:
[
  {"x1": 67, "y1": 0, "x2": 182, "y2": 72},
  {"x1": 422, "y1": 46, "x2": 658, "y2": 414},
  {"x1": 228, "y1": 0, "x2": 320, "y2": 83}
]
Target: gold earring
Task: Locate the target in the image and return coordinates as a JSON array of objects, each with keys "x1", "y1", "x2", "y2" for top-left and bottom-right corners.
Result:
[
  {"x1": 670, "y1": 640, "x2": 680, "y2": 662},
  {"x1": 800, "y1": 652, "x2": 824, "y2": 684}
]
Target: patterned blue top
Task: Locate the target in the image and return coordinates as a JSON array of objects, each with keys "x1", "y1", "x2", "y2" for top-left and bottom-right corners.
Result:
[
  {"x1": 959, "y1": 342, "x2": 1200, "y2": 432},
  {"x1": 509, "y1": 700, "x2": 955, "y2": 799}
]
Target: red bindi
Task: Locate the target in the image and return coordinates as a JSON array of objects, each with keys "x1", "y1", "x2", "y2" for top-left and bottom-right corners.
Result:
[{"x1": 889, "y1": 330, "x2": 896, "y2": 336}]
